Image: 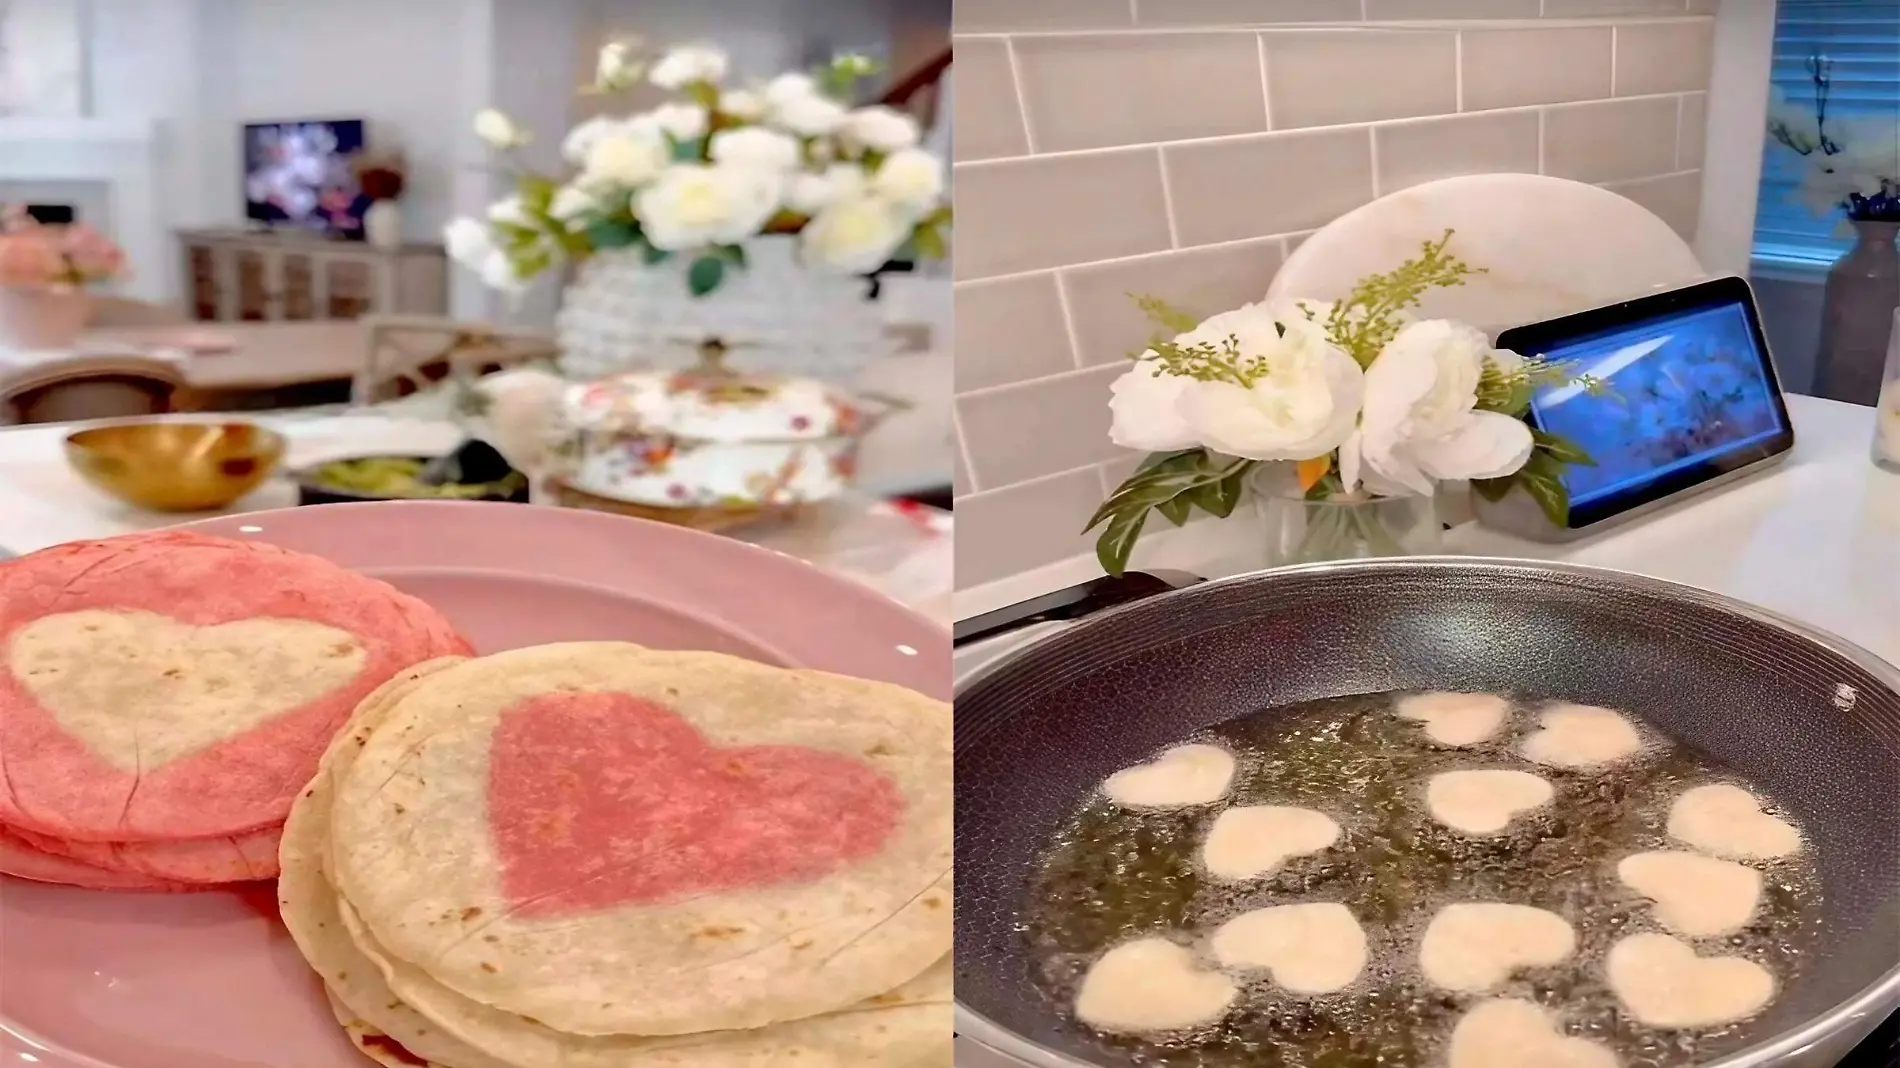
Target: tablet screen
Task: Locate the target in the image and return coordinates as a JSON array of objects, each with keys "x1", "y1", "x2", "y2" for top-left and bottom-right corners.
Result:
[{"x1": 1500, "y1": 278, "x2": 1794, "y2": 529}]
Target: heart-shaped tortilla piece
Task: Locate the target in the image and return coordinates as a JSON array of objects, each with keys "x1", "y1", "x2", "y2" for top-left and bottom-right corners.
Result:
[
  {"x1": 1617, "y1": 850, "x2": 1763, "y2": 937},
  {"x1": 1396, "y1": 692, "x2": 1509, "y2": 747},
  {"x1": 1101, "y1": 744, "x2": 1235, "y2": 808},
  {"x1": 1075, "y1": 938, "x2": 1237, "y2": 1035},
  {"x1": 1210, "y1": 902, "x2": 1367, "y2": 994},
  {"x1": 1606, "y1": 932, "x2": 1776, "y2": 1028},
  {"x1": 326, "y1": 643, "x2": 951, "y2": 1038},
  {"x1": 1448, "y1": 999, "x2": 1619, "y2": 1068},
  {"x1": 1426, "y1": 769, "x2": 1553, "y2": 835},
  {"x1": 0, "y1": 531, "x2": 470, "y2": 846},
  {"x1": 1419, "y1": 902, "x2": 1576, "y2": 993},
  {"x1": 1518, "y1": 703, "x2": 1644, "y2": 770},
  {"x1": 1666, "y1": 783, "x2": 1802, "y2": 860},
  {"x1": 1201, "y1": 805, "x2": 1339, "y2": 880}
]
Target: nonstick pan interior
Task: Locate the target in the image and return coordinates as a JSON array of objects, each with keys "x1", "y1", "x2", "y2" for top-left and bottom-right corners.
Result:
[{"x1": 954, "y1": 559, "x2": 1900, "y2": 1067}]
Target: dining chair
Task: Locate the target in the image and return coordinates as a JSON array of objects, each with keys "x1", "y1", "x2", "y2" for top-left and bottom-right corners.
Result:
[{"x1": 0, "y1": 354, "x2": 188, "y2": 425}]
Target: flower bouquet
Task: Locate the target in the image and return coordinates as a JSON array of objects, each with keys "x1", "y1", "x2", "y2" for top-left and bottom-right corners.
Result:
[
  {"x1": 1088, "y1": 232, "x2": 1597, "y2": 575},
  {"x1": 0, "y1": 206, "x2": 127, "y2": 350},
  {"x1": 443, "y1": 40, "x2": 951, "y2": 296},
  {"x1": 1766, "y1": 56, "x2": 1900, "y2": 226}
]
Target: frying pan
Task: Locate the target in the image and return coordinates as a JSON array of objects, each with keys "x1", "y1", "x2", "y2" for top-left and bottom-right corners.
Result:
[{"x1": 954, "y1": 558, "x2": 1900, "y2": 1068}]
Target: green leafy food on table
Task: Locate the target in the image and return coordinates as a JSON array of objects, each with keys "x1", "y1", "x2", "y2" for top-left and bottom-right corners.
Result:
[{"x1": 309, "y1": 457, "x2": 525, "y2": 500}]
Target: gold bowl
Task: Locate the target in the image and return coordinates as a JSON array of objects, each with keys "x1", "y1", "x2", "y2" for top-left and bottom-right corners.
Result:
[{"x1": 64, "y1": 421, "x2": 287, "y2": 512}]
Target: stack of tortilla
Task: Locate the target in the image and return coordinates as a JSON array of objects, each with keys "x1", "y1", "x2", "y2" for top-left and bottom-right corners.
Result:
[
  {"x1": 0, "y1": 531, "x2": 471, "y2": 890},
  {"x1": 280, "y1": 643, "x2": 953, "y2": 1068}
]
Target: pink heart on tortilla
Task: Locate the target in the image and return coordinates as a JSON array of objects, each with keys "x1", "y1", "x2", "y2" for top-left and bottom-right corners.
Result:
[{"x1": 488, "y1": 691, "x2": 903, "y2": 917}]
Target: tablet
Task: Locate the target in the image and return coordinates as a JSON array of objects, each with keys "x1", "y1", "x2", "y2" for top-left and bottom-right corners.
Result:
[{"x1": 1486, "y1": 276, "x2": 1794, "y2": 538}]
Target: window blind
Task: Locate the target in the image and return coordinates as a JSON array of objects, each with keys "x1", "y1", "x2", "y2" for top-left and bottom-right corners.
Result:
[{"x1": 1752, "y1": 0, "x2": 1900, "y2": 268}]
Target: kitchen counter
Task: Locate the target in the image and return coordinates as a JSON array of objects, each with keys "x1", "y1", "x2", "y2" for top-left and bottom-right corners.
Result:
[{"x1": 955, "y1": 394, "x2": 1898, "y2": 667}]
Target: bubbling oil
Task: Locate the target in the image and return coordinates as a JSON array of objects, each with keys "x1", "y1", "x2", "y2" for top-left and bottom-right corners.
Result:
[{"x1": 1024, "y1": 692, "x2": 1822, "y2": 1068}]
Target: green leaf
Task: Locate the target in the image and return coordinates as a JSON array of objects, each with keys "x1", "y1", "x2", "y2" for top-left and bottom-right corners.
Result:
[
  {"x1": 584, "y1": 219, "x2": 642, "y2": 251},
  {"x1": 1185, "y1": 465, "x2": 1250, "y2": 518},
  {"x1": 1519, "y1": 467, "x2": 1570, "y2": 528},
  {"x1": 670, "y1": 138, "x2": 704, "y2": 162},
  {"x1": 890, "y1": 237, "x2": 920, "y2": 263},
  {"x1": 1136, "y1": 449, "x2": 1200, "y2": 473},
  {"x1": 713, "y1": 243, "x2": 748, "y2": 268},
  {"x1": 917, "y1": 205, "x2": 953, "y2": 229},
  {"x1": 687, "y1": 256, "x2": 725, "y2": 296},
  {"x1": 912, "y1": 223, "x2": 947, "y2": 261},
  {"x1": 1472, "y1": 476, "x2": 1514, "y2": 503},
  {"x1": 1156, "y1": 497, "x2": 1193, "y2": 526},
  {"x1": 686, "y1": 83, "x2": 720, "y2": 110},
  {"x1": 1532, "y1": 429, "x2": 1597, "y2": 468},
  {"x1": 1084, "y1": 450, "x2": 1244, "y2": 576},
  {"x1": 517, "y1": 175, "x2": 558, "y2": 213},
  {"x1": 641, "y1": 242, "x2": 673, "y2": 266}
]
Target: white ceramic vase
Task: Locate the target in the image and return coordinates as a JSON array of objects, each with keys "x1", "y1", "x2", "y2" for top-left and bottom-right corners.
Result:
[
  {"x1": 363, "y1": 200, "x2": 403, "y2": 250},
  {"x1": 554, "y1": 235, "x2": 894, "y2": 383},
  {"x1": 0, "y1": 286, "x2": 88, "y2": 351}
]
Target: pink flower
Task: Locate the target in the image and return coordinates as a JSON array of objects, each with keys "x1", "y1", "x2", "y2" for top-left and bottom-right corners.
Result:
[
  {"x1": 0, "y1": 212, "x2": 128, "y2": 289},
  {"x1": 0, "y1": 231, "x2": 64, "y2": 288}
]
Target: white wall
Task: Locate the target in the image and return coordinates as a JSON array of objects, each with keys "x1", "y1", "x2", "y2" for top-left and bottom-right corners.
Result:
[{"x1": 1696, "y1": 0, "x2": 1779, "y2": 279}]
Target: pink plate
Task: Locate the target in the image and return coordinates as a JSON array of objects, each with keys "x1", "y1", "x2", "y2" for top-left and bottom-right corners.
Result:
[{"x1": 0, "y1": 501, "x2": 947, "y2": 1068}]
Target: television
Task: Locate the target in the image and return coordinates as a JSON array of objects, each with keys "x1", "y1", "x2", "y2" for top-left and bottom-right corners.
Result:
[{"x1": 243, "y1": 118, "x2": 368, "y2": 238}]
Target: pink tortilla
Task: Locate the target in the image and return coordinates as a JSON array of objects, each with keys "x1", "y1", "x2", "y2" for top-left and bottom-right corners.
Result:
[
  {"x1": 0, "y1": 530, "x2": 472, "y2": 844},
  {"x1": 9, "y1": 822, "x2": 282, "y2": 883},
  {"x1": 0, "y1": 825, "x2": 200, "y2": 892},
  {"x1": 488, "y1": 690, "x2": 903, "y2": 917}
]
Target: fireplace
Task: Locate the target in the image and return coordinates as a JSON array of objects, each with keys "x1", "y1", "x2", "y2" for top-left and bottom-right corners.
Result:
[
  {"x1": 0, "y1": 117, "x2": 162, "y2": 300},
  {"x1": 20, "y1": 203, "x2": 75, "y2": 225}
]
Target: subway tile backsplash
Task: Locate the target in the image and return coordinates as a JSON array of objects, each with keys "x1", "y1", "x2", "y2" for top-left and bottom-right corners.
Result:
[{"x1": 953, "y1": 3, "x2": 1715, "y2": 589}]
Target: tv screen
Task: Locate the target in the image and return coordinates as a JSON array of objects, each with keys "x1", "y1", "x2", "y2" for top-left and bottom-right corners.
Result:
[{"x1": 243, "y1": 118, "x2": 368, "y2": 238}]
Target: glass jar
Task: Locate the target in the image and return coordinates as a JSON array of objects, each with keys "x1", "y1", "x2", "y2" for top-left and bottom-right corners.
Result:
[
  {"x1": 1874, "y1": 307, "x2": 1900, "y2": 474},
  {"x1": 1251, "y1": 468, "x2": 1443, "y2": 566}
]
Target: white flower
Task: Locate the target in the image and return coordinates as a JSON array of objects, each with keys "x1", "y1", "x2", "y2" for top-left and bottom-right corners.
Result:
[
  {"x1": 549, "y1": 184, "x2": 598, "y2": 223},
  {"x1": 763, "y1": 72, "x2": 847, "y2": 136},
  {"x1": 648, "y1": 102, "x2": 708, "y2": 142},
  {"x1": 839, "y1": 106, "x2": 921, "y2": 152},
  {"x1": 581, "y1": 128, "x2": 668, "y2": 187},
  {"x1": 787, "y1": 164, "x2": 866, "y2": 214},
  {"x1": 710, "y1": 127, "x2": 802, "y2": 171},
  {"x1": 473, "y1": 108, "x2": 527, "y2": 149},
  {"x1": 1173, "y1": 309, "x2": 1365, "y2": 461},
  {"x1": 595, "y1": 39, "x2": 644, "y2": 91},
  {"x1": 478, "y1": 248, "x2": 526, "y2": 292},
  {"x1": 562, "y1": 115, "x2": 619, "y2": 165},
  {"x1": 634, "y1": 163, "x2": 782, "y2": 250},
  {"x1": 442, "y1": 217, "x2": 493, "y2": 267},
  {"x1": 801, "y1": 194, "x2": 912, "y2": 273},
  {"x1": 648, "y1": 44, "x2": 727, "y2": 89},
  {"x1": 1109, "y1": 364, "x2": 1199, "y2": 452},
  {"x1": 720, "y1": 88, "x2": 767, "y2": 122},
  {"x1": 487, "y1": 196, "x2": 531, "y2": 228},
  {"x1": 1341, "y1": 319, "x2": 1533, "y2": 496},
  {"x1": 871, "y1": 148, "x2": 943, "y2": 213}
]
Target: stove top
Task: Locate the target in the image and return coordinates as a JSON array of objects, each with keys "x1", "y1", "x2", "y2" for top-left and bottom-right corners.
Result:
[{"x1": 953, "y1": 574, "x2": 1900, "y2": 1068}]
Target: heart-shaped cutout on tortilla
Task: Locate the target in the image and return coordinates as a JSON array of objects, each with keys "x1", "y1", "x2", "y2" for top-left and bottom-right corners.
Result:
[
  {"x1": 1210, "y1": 902, "x2": 1367, "y2": 994},
  {"x1": 1419, "y1": 902, "x2": 1575, "y2": 993},
  {"x1": 1396, "y1": 692, "x2": 1509, "y2": 747},
  {"x1": 1426, "y1": 769, "x2": 1553, "y2": 835},
  {"x1": 1101, "y1": 743, "x2": 1235, "y2": 808},
  {"x1": 487, "y1": 691, "x2": 903, "y2": 917},
  {"x1": 1201, "y1": 805, "x2": 1340, "y2": 880},
  {"x1": 1606, "y1": 932, "x2": 1776, "y2": 1028},
  {"x1": 1449, "y1": 998, "x2": 1617, "y2": 1068},
  {"x1": 1617, "y1": 850, "x2": 1763, "y2": 937},
  {"x1": 1075, "y1": 937, "x2": 1237, "y2": 1034},
  {"x1": 1518, "y1": 703, "x2": 1644, "y2": 770},
  {"x1": 10, "y1": 608, "x2": 367, "y2": 773},
  {"x1": 1667, "y1": 783, "x2": 1802, "y2": 860}
]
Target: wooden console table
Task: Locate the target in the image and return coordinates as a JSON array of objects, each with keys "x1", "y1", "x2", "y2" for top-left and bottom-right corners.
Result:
[{"x1": 177, "y1": 228, "x2": 447, "y2": 323}]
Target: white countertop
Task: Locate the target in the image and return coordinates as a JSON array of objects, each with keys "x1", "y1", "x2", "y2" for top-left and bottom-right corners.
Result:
[
  {"x1": 955, "y1": 394, "x2": 1899, "y2": 667},
  {"x1": 0, "y1": 411, "x2": 954, "y2": 623}
]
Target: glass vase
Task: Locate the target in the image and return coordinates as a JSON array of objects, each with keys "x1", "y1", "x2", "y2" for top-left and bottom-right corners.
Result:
[
  {"x1": 1815, "y1": 219, "x2": 1900, "y2": 405},
  {"x1": 1875, "y1": 307, "x2": 1900, "y2": 473},
  {"x1": 1252, "y1": 470, "x2": 1443, "y2": 567}
]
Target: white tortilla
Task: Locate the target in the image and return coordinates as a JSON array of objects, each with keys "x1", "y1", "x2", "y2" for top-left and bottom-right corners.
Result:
[
  {"x1": 1666, "y1": 783, "x2": 1802, "y2": 860},
  {"x1": 1419, "y1": 903, "x2": 1575, "y2": 993},
  {"x1": 1200, "y1": 805, "x2": 1339, "y2": 880},
  {"x1": 1448, "y1": 998, "x2": 1619, "y2": 1068},
  {"x1": 1426, "y1": 769, "x2": 1553, "y2": 835},
  {"x1": 1605, "y1": 933, "x2": 1776, "y2": 1028},
  {"x1": 1074, "y1": 938, "x2": 1237, "y2": 1034},
  {"x1": 1518, "y1": 704, "x2": 1644, "y2": 770},
  {"x1": 1209, "y1": 903, "x2": 1367, "y2": 993},
  {"x1": 1395, "y1": 692, "x2": 1509, "y2": 747},
  {"x1": 1617, "y1": 850, "x2": 1763, "y2": 938}
]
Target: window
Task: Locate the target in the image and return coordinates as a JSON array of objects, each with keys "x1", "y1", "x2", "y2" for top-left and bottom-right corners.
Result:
[{"x1": 1751, "y1": 0, "x2": 1900, "y2": 269}]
